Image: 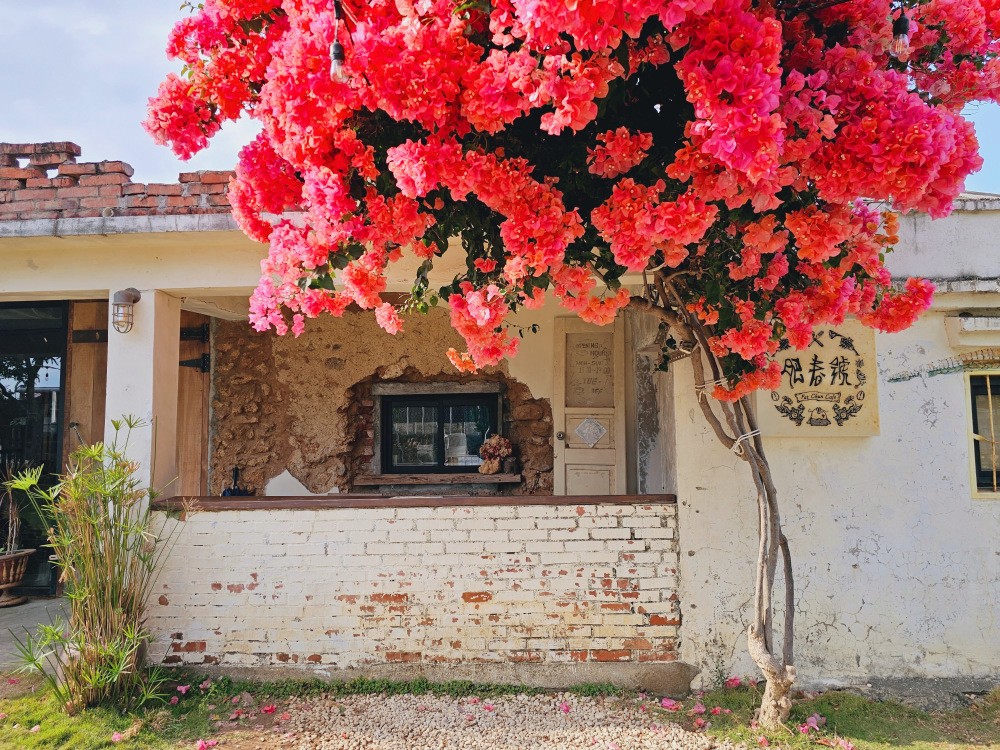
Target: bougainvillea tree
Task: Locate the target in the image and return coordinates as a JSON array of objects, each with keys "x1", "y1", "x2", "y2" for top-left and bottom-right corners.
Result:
[{"x1": 147, "y1": 0, "x2": 998, "y2": 727}]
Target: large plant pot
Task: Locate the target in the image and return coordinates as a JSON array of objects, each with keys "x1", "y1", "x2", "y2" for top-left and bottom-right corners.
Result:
[{"x1": 0, "y1": 549, "x2": 34, "y2": 608}]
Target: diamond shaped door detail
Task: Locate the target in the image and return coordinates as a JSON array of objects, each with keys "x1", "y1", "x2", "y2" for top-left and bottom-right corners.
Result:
[{"x1": 574, "y1": 418, "x2": 608, "y2": 448}]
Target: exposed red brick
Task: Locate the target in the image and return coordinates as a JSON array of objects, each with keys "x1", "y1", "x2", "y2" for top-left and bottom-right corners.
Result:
[
  {"x1": 0, "y1": 179, "x2": 23, "y2": 189},
  {"x1": 0, "y1": 142, "x2": 80, "y2": 156},
  {"x1": 55, "y1": 186, "x2": 99, "y2": 199},
  {"x1": 58, "y1": 163, "x2": 97, "y2": 177},
  {"x1": 202, "y1": 655, "x2": 220, "y2": 665},
  {"x1": 461, "y1": 591, "x2": 493, "y2": 603},
  {"x1": 648, "y1": 615, "x2": 681, "y2": 626},
  {"x1": 146, "y1": 183, "x2": 183, "y2": 196},
  {"x1": 163, "y1": 655, "x2": 182, "y2": 664},
  {"x1": 370, "y1": 593, "x2": 407, "y2": 604},
  {"x1": 211, "y1": 582, "x2": 222, "y2": 591},
  {"x1": 199, "y1": 170, "x2": 233, "y2": 184},
  {"x1": 276, "y1": 653, "x2": 290, "y2": 662},
  {"x1": 123, "y1": 184, "x2": 147, "y2": 195},
  {"x1": 79, "y1": 197, "x2": 118, "y2": 209},
  {"x1": 227, "y1": 583, "x2": 245, "y2": 593},
  {"x1": 171, "y1": 641, "x2": 206, "y2": 653},
  {"x1": 166, "y1": 196, "x2": 198, "y2": 208},
  {"x1": 97, "y1": 160, "x2": 135, "y2": 177},
  {"x1": 29, "y1": 152, "x2": 74, "y2": 168},
  {"x1": 622, "y1": 638, "x2": 652, "y2": 650},
  {"x1": 179, "y1": 171, "x2": 201, "y2": 182},
  {"x1": 591, "y1": 649, "x2": 632, "y2": 662},
  {"x1": 600, "y1": 602, "x2": 632, "y2": 612},
  {"x1": 78, "y1": 173, "x2": 129, "y2": 187},
  {"x1": 0, "y1": 167, "x2": 44, "y2": 179},
  {"x1": 27, "y1": 177, "x2": 75, "y2": 188},
  {"x1": 13, "y1": 188, "x2": 57, "y2": 201},
  {"x1": 306, "y1": 654, "x2": 322, "y2": 663},
  {"x1": 188, "y1": 182, "x2": 228, "y2": 194},
  {"x1": 158, "y1": 595, "x2": 170, "y2": 606},
  {"x1": 124, "y1": 196, "x2": 160, "y2": 209},
  {"x1": 207, "y1": 194, "x2": 232, "y2": 207},
  {"x1": 509, "y1": 650, "x2": 544, "y2": 663},
  {"x1": 385, "y1": 651, "x2": 422, "y2": 663}
]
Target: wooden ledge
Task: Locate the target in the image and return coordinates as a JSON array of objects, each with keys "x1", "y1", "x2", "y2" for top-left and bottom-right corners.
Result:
[
  {"x1": 353, "y1": 473, "x2": 521, "y2": 486},
  {"x1": 151, "y1": 494, "x2": 678, "y2": 513}
]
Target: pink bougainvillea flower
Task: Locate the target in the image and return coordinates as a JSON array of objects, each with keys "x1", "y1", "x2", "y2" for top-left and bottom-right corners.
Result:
[
  {"x1": 231, "y1": 696, "x2": 240, "y2": 705},
  {"x1": 195, "y1": 740, "x2": 219, "y2": 750},
  {"x1": 710, "y1": 706, "x2": 723, "y2": 715},
  {"x1": 690, "y1": 702, "x2": 707, "y2": 715},
  {"x1": 6, "y1": 679, "x2": 17, "y2": 685},
  {"x1": 467, "y1": 697, "x2": 480, "y2": 704},
  {"x1": 262, "y1": 704, "x2": 276, "y2": 714},
  {"x1": 111, "y1": 732, "x2": 123, "y2": 743},
  {"x1": 694, "y1": 718, "x2": 708, "y2": 729},
  {"x1": 199, "y1": 679, "x2": 212, "y2": 691},
  {"x1": 170, "y1": 696, "x2": 180, "y2": 705},
  {"x1": 30, "y1": 725, "x2": 40, "y2": 733},
  {"x1": 280, "y1": 712, "x2": 291, "y2": 721},
  {"x1": 724, "y1": 676, "x2": 742, "y2": 689},
  {"x1": 837, "y1": 738, "x2": 856, "y2": 750},
  {"x1": 559, "y1": 701, "x2": 571, "y2": 713},
  {"x1": 660, "y1": 698, "x2": 680, "y2": 710},
  {"x1": 177, "y1": 685, "x2": 190, "y2": 695},
  {"x1": 758, "y1": 735, "x2": 770, "y2": 747},
  {"x1": 483, "y1": 703, "x2": 495, "y2": 712}
]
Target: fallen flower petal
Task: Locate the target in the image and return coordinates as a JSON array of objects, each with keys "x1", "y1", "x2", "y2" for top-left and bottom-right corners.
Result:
[
  {"x1": 30, "y1": 725, "x2": 40, "y2": 733},
  {"x1": 177, "y1": 685, "x2": 190, "y2": 694},
  {"x1": 660, "y1": 698, "x2": 680, "y2": 710},
  {"x1": 262, "y1": 704, "x2": 276, "y2": 714},
  {"x1": 710, "y1": 706, "x2": 723, "y2": 715},
  {"x1": 280, "y1": 712, "x2": 291, "y2": 721},
  {"x1": 483, "y1": 703, "x2": 495, "y2": 712},
  {"x1": 758, "y1": 735, "x2": 770, "y2": 747},
  {"x1": 111, "y1": 732, "x2": 123, "y2": 743},
  {"x1": 694, "y1": 718, "x2": 708, "y2": 729},
  {"x1": 725, "y1": 676, "x2": 742, "y2": 689},
  {"x1": 690, "y1": 702, "x2": 707, "y2": 715},
  {"x1": 559, "y1": 701, "x2": 571, "y2": 714},
  {"x1": 170, "y1": 696, "x2": 179, "y2": 705}
]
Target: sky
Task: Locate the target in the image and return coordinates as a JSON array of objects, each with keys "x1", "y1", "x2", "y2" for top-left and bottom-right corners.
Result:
[{"x1": 1, "y1": 1, "x2": 998, "y2": 193}]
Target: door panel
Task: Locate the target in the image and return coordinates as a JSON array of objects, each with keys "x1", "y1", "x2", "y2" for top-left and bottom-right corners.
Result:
[{"x1": 553, "y1": 318, "x2": 626, "y2": 495}]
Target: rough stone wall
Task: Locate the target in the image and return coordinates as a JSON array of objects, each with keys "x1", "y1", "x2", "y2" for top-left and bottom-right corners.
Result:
[
  {"x1": 210, "y1": 308, "x2": 554, "y2": 494},
  {"x1": 149, "y1": 502, "x2": 680, "y2": 669},
  {"x1": 0, "y1": 142, "x2": 235, "y2": 221}
]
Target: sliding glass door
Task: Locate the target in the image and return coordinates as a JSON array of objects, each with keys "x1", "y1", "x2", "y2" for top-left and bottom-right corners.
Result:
[{"x1": 0, "y1": 303, "x2": 67, "y2": 593}]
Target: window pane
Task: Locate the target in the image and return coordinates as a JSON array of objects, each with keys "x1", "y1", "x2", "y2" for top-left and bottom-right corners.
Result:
[
  {"x1": 443, "y1": 404, "x2": 489, "y2": 467},
  {"x1": 390, "y1": 405, "x2": 439, "y2": 467},
  {"x1": 973, "y1": 383, "x2": 1000, "y2": 488}
]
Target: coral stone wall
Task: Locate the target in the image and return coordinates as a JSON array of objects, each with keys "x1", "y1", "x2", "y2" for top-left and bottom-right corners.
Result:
[
  {"x1": 0, "y1": 142, "x2": 233, "y2": 221},
  {"x1": 150, "y1": 501, "x2": 680, "y2": 671},
  {"x1": 210, "y1": 308, "x2": 554, "y2": 495}
]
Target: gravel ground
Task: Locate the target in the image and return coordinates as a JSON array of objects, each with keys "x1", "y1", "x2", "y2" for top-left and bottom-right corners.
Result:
[{"x1": 236, "y1": 693, "x2": 745, "y2": 750}]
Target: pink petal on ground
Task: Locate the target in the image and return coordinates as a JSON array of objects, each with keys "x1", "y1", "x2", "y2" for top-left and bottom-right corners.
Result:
[{"x1": 262, "y1": 704, "x2": 276, "y2": 714}]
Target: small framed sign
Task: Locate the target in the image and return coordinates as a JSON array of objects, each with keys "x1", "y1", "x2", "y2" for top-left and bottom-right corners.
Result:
[{"x1": 757, "y1": 319, "x2": 879, "y2": 437}]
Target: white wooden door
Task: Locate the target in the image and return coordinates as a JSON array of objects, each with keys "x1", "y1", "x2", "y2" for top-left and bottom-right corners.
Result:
[{"x1": 552, "y1": 318, "x2": 627, "y2": 495}]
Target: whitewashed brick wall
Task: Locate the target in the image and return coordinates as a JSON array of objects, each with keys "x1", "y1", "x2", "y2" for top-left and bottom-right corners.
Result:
[{"x1": 149, "y1": 501, "x2": 679, "y2": 669}]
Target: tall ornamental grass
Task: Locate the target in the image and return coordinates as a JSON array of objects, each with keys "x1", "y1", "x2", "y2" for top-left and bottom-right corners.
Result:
[{"x1": 7, "y1": 417, "x2": 186, "y2": 713}]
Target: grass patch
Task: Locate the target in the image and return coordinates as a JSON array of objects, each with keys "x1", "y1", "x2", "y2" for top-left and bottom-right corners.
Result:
[{"x1": 672, "y1": 686, "x2": 1000, "y2": 750}]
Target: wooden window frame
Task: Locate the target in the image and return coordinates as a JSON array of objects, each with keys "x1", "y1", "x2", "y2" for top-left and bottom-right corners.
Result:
[
  {"x1": 967, "y1": 371, "x2": 1000, "y2": 499},
  {"x1": 379, "y1": 393, "x2": 500, "y2": 474}
]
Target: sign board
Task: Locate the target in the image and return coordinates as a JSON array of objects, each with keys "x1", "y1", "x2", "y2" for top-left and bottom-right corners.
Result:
[
  {"x1": 757, "y1": 320, "x2": 879, "y2": 437},
  {"x1": 566, "y1": 332, "x2": 614, "y2": 408}
]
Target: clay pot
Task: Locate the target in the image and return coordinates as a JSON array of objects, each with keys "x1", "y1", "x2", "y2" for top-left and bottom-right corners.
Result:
[{"x1": 0, "y1": 548, "x2": 34, "y2": 607}]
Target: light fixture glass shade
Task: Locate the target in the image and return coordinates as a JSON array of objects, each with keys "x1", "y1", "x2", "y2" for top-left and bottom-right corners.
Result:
[{"x1": 112, "y1": 288, "x2": 141, "y2": 333}]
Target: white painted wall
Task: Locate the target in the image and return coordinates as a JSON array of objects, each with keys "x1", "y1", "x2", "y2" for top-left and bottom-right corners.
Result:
[{"x1": 674, "y1": 310, "x2": 1000, "y2": 687}]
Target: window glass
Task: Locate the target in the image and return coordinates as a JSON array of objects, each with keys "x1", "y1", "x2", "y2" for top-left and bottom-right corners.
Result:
[
  {"x1": 444, "y1": 404, "x2": 489, "y2": 467},
  {"x1": 971, "y1": 374, "x2": 1000, "y2": 492},
  {"x1": 381, "y1": 393, "x2": 498, "y2": 473},
  {"x1": 390, "y1": 404, "x2": 439, "y2": 468}
]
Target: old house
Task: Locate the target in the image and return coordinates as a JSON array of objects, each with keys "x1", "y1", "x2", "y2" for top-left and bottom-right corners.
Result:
[{"x1": 1, "y1": 141, "x2": 997, "y2": 690}]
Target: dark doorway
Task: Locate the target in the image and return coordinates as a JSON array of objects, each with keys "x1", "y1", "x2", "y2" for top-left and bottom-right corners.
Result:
[{"x1": 0, "y1": 302, "x2": 67, "y2": 594}]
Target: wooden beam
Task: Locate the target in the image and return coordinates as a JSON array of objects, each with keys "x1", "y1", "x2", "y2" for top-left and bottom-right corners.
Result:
[
  {"x1": 151, "y1": 493, "x2": 678, "y2": 513},
  {"x1": 353, "y1": 472, "x2": 521, "y2": 486}
]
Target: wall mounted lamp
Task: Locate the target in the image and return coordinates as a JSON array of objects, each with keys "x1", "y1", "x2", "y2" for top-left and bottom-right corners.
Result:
[{"x1": 112, "y1": 288, "x2": 141, "y2": 333}]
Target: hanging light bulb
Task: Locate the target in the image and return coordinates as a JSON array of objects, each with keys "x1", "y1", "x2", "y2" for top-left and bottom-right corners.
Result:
[
  {"x1": 330, "y1": 40, "x2": 347, "y2": 81},
  {"x1": 330, "y1": 0, "x2": 348, "y2": 82},
  {"x1": 890, "y1": 12, "x2": 910, "y2": 57}
]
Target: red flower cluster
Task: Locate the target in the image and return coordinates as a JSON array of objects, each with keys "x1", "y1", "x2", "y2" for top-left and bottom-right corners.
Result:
[{"x1": 146, "y1": 0, "x2": 996, "y2": 396}]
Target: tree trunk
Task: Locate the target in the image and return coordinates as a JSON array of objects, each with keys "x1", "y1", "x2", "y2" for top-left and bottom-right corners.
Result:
[{"x1": 629, "y1": 285, "x2": 797, "y2": 729}]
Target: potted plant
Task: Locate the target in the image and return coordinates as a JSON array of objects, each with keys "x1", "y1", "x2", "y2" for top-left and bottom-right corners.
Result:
[{"x1": 0, "y1": 460, "x2": 34, "y2": 607}]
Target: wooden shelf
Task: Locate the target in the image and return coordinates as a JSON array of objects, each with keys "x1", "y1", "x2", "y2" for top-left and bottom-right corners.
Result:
[{"x1": 353, "y1": 473, "x2": 522, "y2": 486}]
